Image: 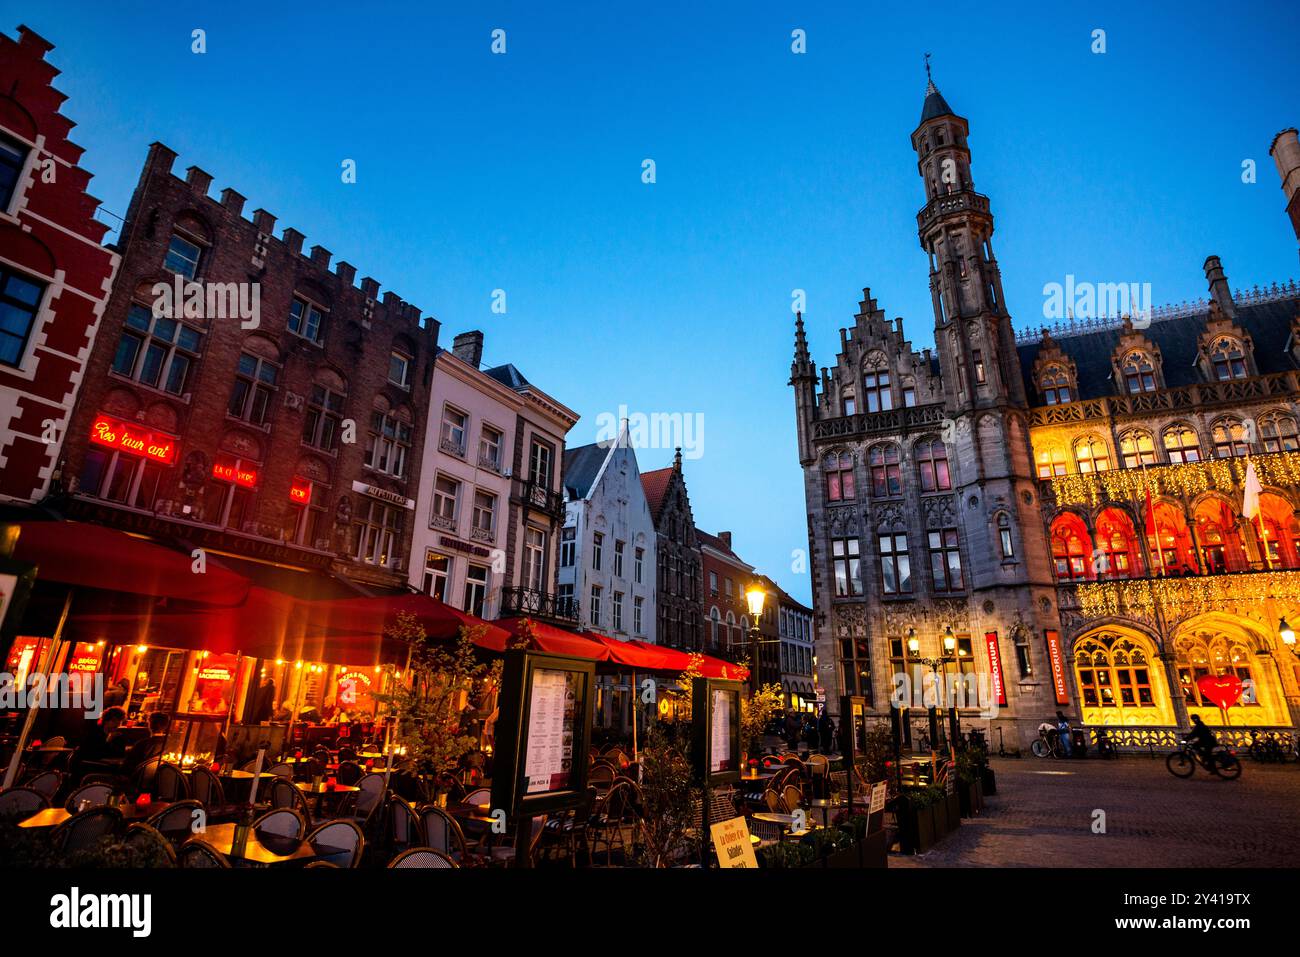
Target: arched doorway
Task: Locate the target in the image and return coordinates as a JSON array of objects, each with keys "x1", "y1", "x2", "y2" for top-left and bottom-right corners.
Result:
[
  {"x1": 1173, "y1": 615, "x2": 1290, "y2": 726},
  {"x1": 1095, "y1": 507, "x2": 1144, "y2": 579},
  {"x1": 1193, "y1": 496, "x2": 1247, "y2": 574},
  {"x1": 1072, "y1": 629, "x2": 1177, "y2": 727},
  {"x1": 1148, "y1": 501, "x2": 1198, "y2": 575},
  {"x1": 1257, "y1": 493, "x2": 1300, "y2": 570}
]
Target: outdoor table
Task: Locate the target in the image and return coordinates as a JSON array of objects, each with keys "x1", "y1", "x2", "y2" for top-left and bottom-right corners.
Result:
[
  {"x1": 294, "y1": 781, "x2": 359, "y2": 816},
  {"x1": 807, "y1": 797, "x2": 845, "y2": 828},
  {"x1": 447, "y1": 802, "x2": 496, "y2": 837},
  {"x1": 750, "y1": 811, "x2": 814, "y2": 839},
  {"x1": 213, "y1": 770, "x2": 276, "y2": 781},
  {"x1": 18, "y1": 800, "x2": 171, "y2": 829},
  {"x1": 193, "y1": 822, "x2": 344, "y2": 867},
  {"x1": 738, "y1": 770, "x2": 778, "y2": 783}
]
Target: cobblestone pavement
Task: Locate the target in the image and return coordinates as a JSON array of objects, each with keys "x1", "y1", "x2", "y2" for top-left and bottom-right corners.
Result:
[{"x1": 890, "y1": 755, "x2": 1300, "y2": 867}]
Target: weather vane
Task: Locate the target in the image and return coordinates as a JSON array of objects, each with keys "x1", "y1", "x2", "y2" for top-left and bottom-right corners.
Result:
[{"x1": 924, "y1": 52, "x2": 932, "y2": 83}]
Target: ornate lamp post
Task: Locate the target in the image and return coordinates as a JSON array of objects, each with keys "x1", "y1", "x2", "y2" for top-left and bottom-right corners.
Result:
[
  {"x1": 744, "y1": 584, "x2": 767, "y2": 692},
  {"x1": 907, "y1": 626, "x2": 957, "y2": 780}
]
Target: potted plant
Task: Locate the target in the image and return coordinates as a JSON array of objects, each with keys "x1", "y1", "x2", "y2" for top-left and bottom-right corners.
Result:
[{"x1": 895, "y1": 783, "x2": 945, "y2": 853}]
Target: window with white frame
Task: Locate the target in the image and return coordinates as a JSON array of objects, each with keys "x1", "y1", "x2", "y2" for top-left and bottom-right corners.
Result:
[
  {"x1": 163, "y1": 233, "x2": 203, "y2": 279},
  {"x1": 479, "y1": 425, "x2": 503, "y2": 471},
  {"x1": 440, "y1": 405, "x2": 468, "y2": 456},
  {"x1": 590, "y1": 585, "x2": 602, "y2": 626},
  {"x1": 431, "y1": 474, "x2": 459, "y2": 529},
  {"x1": 524, "y1": 528, "x2": 547, "y2": 591},
  {"x1": 423, "y1": 552, "x2": 451, "y2": 601},
  {"x1": 78, "y1": 446, "x2": 169, "y2": 511},
  {"x1": 352, "y1": 498, "x2": 404, "y2": 567},
  {"x1": 0, "y1": 266, "x2": 44, "y2": 368},
  {"x1": 464, "y1": 564, "x2": 488, "y2": 616},
  {"x1": 612, "y1": 591, "x2": 624, "y2": 631},
  {"x1": 471, "y1": 489, "x2": 496, "y2": 539},
  {"x1": 203, "y1": 458, "x2": 257, "y2": 531},
  {"x1": 388, "y1": 350, "x2": 411, "y2": 388},
  {"x1": 560, "y1": 526, "x2": 575, "y2": 567},
  {"x1": 592, "y1": 532, "x2": 604, "y2": 571},
  {"x1": 634, "y1": 546, "x2": 644, "y2": 584},
  {"x1": 614, "y1": 540, "x2": 625, "y2": 577},
  {"x1": 288, "y1": 296, "x2": 326, "y2": 343},
  {"x1": 302, "y1": 382, "x2": 344, "y2": 451},
  {"x1": 0, "y1": 134, "x2": 29, "y2": 213},
  {"x1": 365, "y1": 410, "x2": 412, "y2": 478},
  {"x1": 634, "y1": 596, "x2": 643, "y2": 635}
]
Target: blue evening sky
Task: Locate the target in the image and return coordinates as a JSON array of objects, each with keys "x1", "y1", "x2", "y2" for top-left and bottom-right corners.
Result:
[{"x1": 6, "y1": 0, "x2": 1298, "y2": 604}]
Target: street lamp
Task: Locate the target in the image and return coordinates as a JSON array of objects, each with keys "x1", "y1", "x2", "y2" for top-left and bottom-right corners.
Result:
[
  {"x1": 1280, "y1": 618, "x2": 1297, "y2": 656},
  {"x1": 907, "y1": 626, "x2": 958, "y2": 778},
  {"x1": 744, "y1": 584, "x2": 766, "y2": 689}
]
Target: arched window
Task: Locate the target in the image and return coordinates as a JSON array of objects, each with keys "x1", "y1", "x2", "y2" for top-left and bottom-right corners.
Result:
[
  {"x1": 1148, "y1": 500, "x2": 1199, "y2": 574},
  {"x1": 1073, "y1": 435, "x2": 1111, "y2": 473},
  {"x1": 1260, "y1": 413, "x2": 1300, "y2": 453},
  {"x1": 1120, "y1": 429, "x2": 1157, "y2": 468},
  {"x1": 1050, "y1": 513, "x2": 1092, "y2": 580},
  {"x1": 1211, "y1": 419, "x2": 1249, "y2": 459},
  {"x1": 709, "y1": 607, "x2": 721, "y2": 648},
  {"x1": 868, "y1": 444, "x2": 902, "y2": 497},
  {"x1": 1074, "y1": 634, "x2": 1154, "y2": 709},
  {"x1": 1175, "y1": 632, "x2": 1258, "y2": 708},
  {"x1": 823, "y1": 451, "x2": 855, "y2": 502},
  {"x1": 1209, "y1": 337, "x2": 1248, "y2": 381},
  {"x1": 1095, "y1": 507, "x2": 1143, "y2": 579},
  {"x1": 1036, "y1": 446, "x2": 1067, "y2": 479},
  {"x1": 1259, "y1": 493, "x2": 1300, "y2": 570},
  {"x1": 1163, "y1": 425, "x2": 1201, "y2": 464},
  {"x1": 997, "y1": 513, "x2": 1014, "y2": 559},
  {"x1": 1122, "y1": 352, "x2": 1157, "y2": 394},
  {"x1": 915, "y1": 438, "x2": 951, "y2": 492},
  {"x1": 1040, "y1": 365, "x2": 1072, "y2": 405},
  {"x1": 1194, "y1": 497, "x2": 1246, "y2": 574}
]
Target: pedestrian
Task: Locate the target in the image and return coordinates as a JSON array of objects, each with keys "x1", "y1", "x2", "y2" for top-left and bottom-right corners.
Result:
[
  {"x1": 785, "y1": 709, "x2": 801, "y2": 749},
  {"x1": 252, "y1": 675, "x2": 276, "y2": 724},
  {"x1": 818, "y1": 710, "x2": 835, "y2": 754},
  {"x1": 1055, "y1": 710, "x2": 1073, "y2": 758}
]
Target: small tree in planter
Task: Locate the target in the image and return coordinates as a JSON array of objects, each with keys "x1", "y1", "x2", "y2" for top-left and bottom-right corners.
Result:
[
  {"x1": 740, "y1": 683, "x2": 783, "y2": 759},
  {"x1": 635, "y1": 728, "x2": 698, "y2": 867}
]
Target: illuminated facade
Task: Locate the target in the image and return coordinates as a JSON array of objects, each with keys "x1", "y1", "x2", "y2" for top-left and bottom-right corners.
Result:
[{"x1": 793, "y1": 75, "x2": 1300, "y2": 747}]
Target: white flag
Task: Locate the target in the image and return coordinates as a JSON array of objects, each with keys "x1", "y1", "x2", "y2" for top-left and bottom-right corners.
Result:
[{"x1": 1242, "y1": 458, "x2": 1262, "y2": 522}]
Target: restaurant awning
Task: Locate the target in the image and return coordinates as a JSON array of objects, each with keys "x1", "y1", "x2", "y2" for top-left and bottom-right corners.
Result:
[
  {"x1": 302, "y1": 592, "x2": 515, "y2": 649},
  {"x1": 491, "y1": 617, "x2": 612, "y2": 660},
  {"x1": 10, "y1": 520, "x2": 251, "y2": 605}
]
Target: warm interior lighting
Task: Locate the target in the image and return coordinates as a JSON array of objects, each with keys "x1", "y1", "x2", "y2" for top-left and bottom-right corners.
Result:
[
  {"x1": 745, "y1": 585, "x2": 766, "y2": 618},
  {"x1": 135, "y1": 645, "x2": 148, "y2": 653},
  {"x1": 907, "y1": 629, "x2": 920, "y2": 655}
]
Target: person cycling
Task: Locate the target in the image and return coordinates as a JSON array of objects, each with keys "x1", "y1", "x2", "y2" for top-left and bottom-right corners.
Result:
[{"x1": 1186, "y1": 714, "x2": 1218, "y2": 768}]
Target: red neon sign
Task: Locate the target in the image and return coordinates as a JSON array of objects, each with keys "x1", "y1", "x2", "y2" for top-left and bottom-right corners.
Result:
[
  {"x1": 1045, "y1": 630, "x2": 1070, "y2": 705},
  {"x1": 89, "y1": 416, "x2": 177, "y2": 464},
  {"x1": 289, "y1": 479, "x2": 312, "y2": 504},
  {"x1": 984, "y1": 631, "x2": 1008, "y2": 706},
  {"x1": 212, "y1": 462, "x2": 258, "y2": 488}
]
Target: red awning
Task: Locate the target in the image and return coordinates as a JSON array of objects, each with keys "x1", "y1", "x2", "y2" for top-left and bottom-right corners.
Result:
[
  {"x1": 492, "y1": 618, "x2": 611, "y2": 660},
  {"x1": 11, "y1": 521, "x2": 250, "y2": 606},
  {"x1": 303, "y1": 593, "x2": 514, "y2": 649},
  {"x1": 583, "y1": 633, "x2": 672, "y2": 669},
  {"x1": 624, "y1": 640, "x2": 749, "y2": 680}
]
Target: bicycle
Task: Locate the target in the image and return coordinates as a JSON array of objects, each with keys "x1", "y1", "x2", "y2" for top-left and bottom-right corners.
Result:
[
  {"x1": 1030, "y1": 725, "x2": 1066, "y2": 758},
  {"x1": 1165, "y1": 740, "x2": 1242, "y2": 780},
  {"x1": 1247, "y1": 731, "x2": 1296, "y2": 763}
]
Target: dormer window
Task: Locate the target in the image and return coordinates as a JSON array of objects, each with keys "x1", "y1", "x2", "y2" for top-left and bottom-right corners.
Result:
[
  {"x1": 1040, "y1": 366, "x2": 1072, "y2": 405},
  {"x1": 1122, "y1": 352, "x2": 1157, "y2": 394},
  {"x1": 1210, "y1": 337, "x2": 1248, "y2": 381}
]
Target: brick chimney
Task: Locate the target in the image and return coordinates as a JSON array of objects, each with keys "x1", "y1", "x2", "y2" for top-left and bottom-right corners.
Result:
[
  {"x1": 1203, "y1": 255, "x2": 1237, "y2": 319},
  {"x1": 452, "y1": 330, "x2": 484, "y2": 369},
  {"x1": 718, "y1": 531, "x2": 732, "y2": 550}
]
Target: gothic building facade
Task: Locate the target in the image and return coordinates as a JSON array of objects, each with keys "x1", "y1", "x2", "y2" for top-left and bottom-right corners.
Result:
[
  {"x1": 793, "y1": 78, "x2": 1300, "y2": 748},
  {"x1": 641, "y1": 450, "x2": 703, "y2": 651}
]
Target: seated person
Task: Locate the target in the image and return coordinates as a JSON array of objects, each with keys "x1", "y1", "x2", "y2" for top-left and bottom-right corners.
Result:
[
  {"x1": 69, "y1": 706, "x2": 127, "y2": 781},
  {"x1": 123, "y1": 711, "x2": 171, "y2": 774}
]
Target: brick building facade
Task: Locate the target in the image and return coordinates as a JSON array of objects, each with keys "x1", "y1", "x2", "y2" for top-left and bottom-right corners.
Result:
[
  {"x1": 641, "y1": 450, "x2": 702, "y2": 651},
  {"x1": 793, "y1": 77, "x2": 1300, "y2": 749},
  {"x1": 0, "y1": 27, "x2": 118, "y2": 504},
  {"x1": 58, "y1": 141, "x2": 437, "y2": 590}
]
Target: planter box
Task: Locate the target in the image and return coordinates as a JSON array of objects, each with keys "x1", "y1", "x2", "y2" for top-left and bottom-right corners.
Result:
[
  {"x1": 981, "y1": 766, "x2": 997, "y2": 795},
  {"x1": 944, "y1": 792, "x2": 962, "y2": 831},
  {"x1": 897, "y1": 800, "x2": 939, "y2": 854},
  {"x1": 860, "y1": 828, "x2": 888, "y2": 868},
  {"x1": 958, "y1": 779, "x2": 983, "y2": 817}
]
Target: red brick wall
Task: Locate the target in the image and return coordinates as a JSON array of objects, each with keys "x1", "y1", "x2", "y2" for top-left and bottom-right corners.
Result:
[{"x1": 0, "y1": 26, "x2": 118, "y2": 503}]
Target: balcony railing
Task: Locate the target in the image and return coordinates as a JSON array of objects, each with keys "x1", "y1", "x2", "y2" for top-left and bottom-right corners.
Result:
[
  {"x1": 1042, "y1": 449, "x2": 1300, "y2": 509},
  {"x1": 500, "y1": 586, "x2": 580, "y2": 624},
  {"x1": 916, "y1": 189, "x2": 990, "y2": 233},
  {"x1": 812, "y1": 403, "x2": 946, "y2": 443},
  {"x1": 1028, "y1": 372, "x2": 1299, "y2": 427},
  {"x1": 518, "y1": 480, "x2": 565, "y2": 520},
  {"x1": 1063, "y1": 566, "x2": 1300, "y2": 619}
]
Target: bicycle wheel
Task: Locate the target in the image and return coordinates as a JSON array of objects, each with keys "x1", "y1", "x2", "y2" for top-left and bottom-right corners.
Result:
[
  {"x1": 1031, "y1": 739, "x2": 1048, "y2": 758},
  {"x1": 1165, "y1": 751, "x2": 1195, "y2": 778},
  {"x1": 1215, "y1": 752, "x2": 1243, "y2": 780}
]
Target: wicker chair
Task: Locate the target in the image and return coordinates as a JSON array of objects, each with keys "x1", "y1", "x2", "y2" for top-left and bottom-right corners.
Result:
[
  {"x1": 146, "y1": 799, "x2": 205, "y2": 837},
  {"x1": 588, "y1": 763, "x2": 617, "y2": 788},
  {"x1": 51, "y1": 805, "x2": 123, "y2": 854},
  {"x1": 154, "y1": 763, "x2": 190, "y2": 802},
  {"x1": 123, "y1": 822, "x2": 177, "y2": 867},
  {"x1": 387, "y1": 847, "x2": 457, "y2": 868},
  {"x1": 268, "y1": 763, "x2": 294, "y2": 778},
  {"x1": 65, "y1": 783, "x2": 115, "y2": 811},
  {"x1": 418, "y1": 804, "x2": 469, "y2": 861},
  {"x1": 23, "y1": 769, "x2": 62, "y2": 800},
  {"x1": 781, "y1": 784, "x2": 803, "y2": 815},
  {"x1": 177, "y1": 837, "x2": 231, "y2": 868},
  {"x1": 0, "y1": 786, "x2": 48, "y2": 820},
  {"x1": 588, "y1": 779, "x2": 642, "y2": 866},
  {"x1": 253, "y1": 807, "x2": 306, "y2": 841},
  {"x1": 306, "y1": 819, "x2": 364, "y2": 868}
]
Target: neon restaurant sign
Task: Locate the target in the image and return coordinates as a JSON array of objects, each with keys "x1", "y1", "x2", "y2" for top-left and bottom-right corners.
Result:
[
  {"x1": 212, "y1": 462, "x2": 258, "y2": 488},
  {"x1": 89, "y1": 415, "x2": 177, "y2": 464},
  {"x1": 289, "y1": 478, "x2": 313, "y2": 504}
]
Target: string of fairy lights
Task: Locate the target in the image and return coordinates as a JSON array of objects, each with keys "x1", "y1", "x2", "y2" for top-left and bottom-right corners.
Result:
[
  {"x1": 1075, "y1": 571, "x2": 1300, "y2": 618},
  {"x1": 1048, "y1": 451, "x2": 1300, "y2": 509}
]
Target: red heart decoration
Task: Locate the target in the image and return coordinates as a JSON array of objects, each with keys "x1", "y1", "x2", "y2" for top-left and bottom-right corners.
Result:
[{"x1": 1196, "y1": 674, "x2": 1243, "y2": 710}]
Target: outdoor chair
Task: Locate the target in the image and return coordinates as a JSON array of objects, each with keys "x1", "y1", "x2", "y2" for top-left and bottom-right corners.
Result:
[
  {"x1": 464, "y1": 786, "x2": 491, "y2": 806},
  {"x1": 488, "y1": 815, "x2": 547, "y2": 867},
  {"x1": 338, "y1": 746, "x2": 359, "y2": 762},
  {"x1": 748, "y1": 815, "x2": 784, "y2": 846},
  {"x1": 123, "y1": 822, "x2": 177, "y2": 867},
  {"x1": 65, "y1": 783, "x2": 115, "y2": 811},
  {"x1": 335, "y1": 760, "x2": 362, "y2": 785},
  {"x1": 146, "y1": 799, "x2": 204, "y2": 836},
  {"x1": 342, "y1": 772, "x2": 386, "y2": 820},
  {"x1": 589, "y1": 779, "x2": 642, "y2": 867},
  {"x1": 0, "y1": 786, "x2": 48, "y2": 821},
  {"x1": 129, "y1": 758, "x2": 162, "y2": 798},
  {"x1": 51, "y1": 805, "x2": 123, "y2": 854},
  {"x1": 23, "y1": 769, "x2": 62, "y2": 800},
  {"x1": 188, "y1": 766, "x2": 242, "y2": 822},
  {"x1": 763, "y1": 788, "x2": 783, "y2": 813},
  {"x1": 782, "y1": 784, "x2": 803, "y2": 814},
  {"x1": 418, "y1": 804, "x2": 469, "y2": 861},
  {"x1": 269, "y1": 776, "x2": 312, "y2": 823},
  {"x1": 306, "y1": 819, "x2": 364, "y2": 868},
  {"x1": 305, "y1": 861, "x2": 340, "y2": 868},
  {"x1": 541, "y1": 803, "x2": 589, "y2": 867},
  {"x1": 388, "y1": 794, "x2": 422, "y2": 850},
  {"x1": 387, "y1": 847, "x2": 458, "y2": 868},
  {"x1": 254, "y1": 807, "x2": 306, "y2": 841},
  {"x1": 177, "y1": 837, "x2": 231, "y2": 868},
  {"x1": 269, "y1": 762, "x2": 294, "y2": 778},
  {"x1": 154, "y1": 763, "x2": 190, "y2": 802},
  {"x1": 589, "y1": 763, "x2": 617, "y2": 788}
]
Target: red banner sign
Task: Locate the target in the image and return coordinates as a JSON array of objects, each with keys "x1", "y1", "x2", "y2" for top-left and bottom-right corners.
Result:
[
  {"x1": 1045, "y1": 630, "x2": 1069, "y2": 705},
  {"x1": 290, "y1": 478, "x2": 312, "y2": 504},
  {"x1": 89, "y1": 415, "x2": 177, "y2": 464},
  {"x1": 67, "y1": 642, "x2": 103, "y2": 675},
  {"x1": 212, "y1": 462, "x2": 258, "y2": 488},
  {"x1": 984, "y1": 631, "x2": 1007, "y2": 706}
]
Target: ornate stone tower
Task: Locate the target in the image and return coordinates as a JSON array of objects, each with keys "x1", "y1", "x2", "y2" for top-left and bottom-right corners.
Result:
[{"x1": 912, "y1": 73, "x2": 1064, "y2": 737}]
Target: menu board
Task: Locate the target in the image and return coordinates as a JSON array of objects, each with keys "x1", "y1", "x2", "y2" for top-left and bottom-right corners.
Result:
[
  {"x1": 869, "y1": 781, "x2": 888, "y2": 814},
  {"x1": 524, "y1": 668, "x2": 578, "y2": 794},
  {"x1": 710, "y1": 688, "x2": 736, "y2": 774}
]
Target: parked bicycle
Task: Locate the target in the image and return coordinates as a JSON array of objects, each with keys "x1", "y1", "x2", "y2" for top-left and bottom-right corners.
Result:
[
  {"x1": 1247, "y1": 731, "x2": 1296, "y2": 763},
  {"x1": 1166, "y1": 739, "x2": 1242, "y2": 779},
  {"x1": 1030, "y1": 723, "x2": 1066, "y2": 758}
]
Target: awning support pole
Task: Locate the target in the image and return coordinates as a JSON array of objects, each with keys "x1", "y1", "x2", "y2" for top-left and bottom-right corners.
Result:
[{"x1": 3, "y1": 589, "x2": 73, "y2": 790}]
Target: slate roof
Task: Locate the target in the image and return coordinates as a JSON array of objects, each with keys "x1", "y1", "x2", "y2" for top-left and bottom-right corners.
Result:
[
  {"x1": 563, "y1": 442, "x2": 611, "y2": 499},
  {"x1": 482, "y1": 363, "x2": 531, "y2": 391},
  {"x1": 1016, "y1": 295, "x2": 1300, "y2": 403},
  {"x1": 919, "y1": 81, "x2": 954, "y2": 125},
  {"x1": 640, "y1": 467, "x2": 674, "y2": 523}
]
